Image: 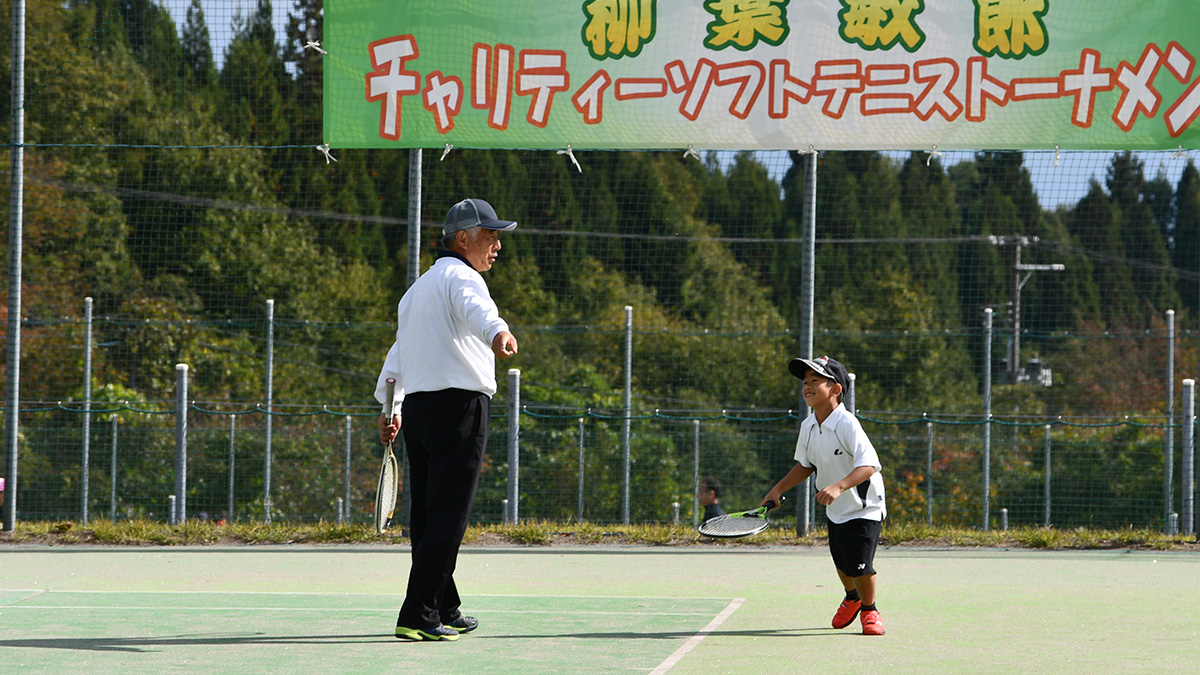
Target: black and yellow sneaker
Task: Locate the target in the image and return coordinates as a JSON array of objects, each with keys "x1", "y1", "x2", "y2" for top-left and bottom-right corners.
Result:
[
  {"x1": 395, "y1": 624, "x2": 460, "y2": 641},
  {"x1": 445, "y1": 615, "x2": 478, "y2": 634}
]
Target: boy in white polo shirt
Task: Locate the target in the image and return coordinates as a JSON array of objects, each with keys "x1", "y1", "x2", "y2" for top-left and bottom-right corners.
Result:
[{"x1": 762, "y1": 355, "x2": 887, "y2": 636}]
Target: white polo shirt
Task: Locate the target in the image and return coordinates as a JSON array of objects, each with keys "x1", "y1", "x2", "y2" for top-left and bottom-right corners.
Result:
[
  {"x1": 794, "y1": 403, "x2": 887, "y2": 524},
  {"x1": 374, "y1": 253, "x2": 510, "y2": 412}
]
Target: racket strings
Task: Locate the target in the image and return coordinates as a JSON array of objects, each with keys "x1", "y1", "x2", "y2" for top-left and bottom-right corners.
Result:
[{"x1": 699, "y1": 513, "x2": 768, "y2": 537}]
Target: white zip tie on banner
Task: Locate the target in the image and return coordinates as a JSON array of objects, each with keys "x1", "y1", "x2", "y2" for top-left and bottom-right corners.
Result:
[
  {"x1": 797, "y1": 145, "x2": 817, "y2": 156},
  {"x1": 304, "y1": 40, "x2": 327, "y2": 55},
  {"x1": 317, "y1": 143, "x2": 338, "y2": 164},
  {"x1": 1171, "y1": 144, "x2": 1188, "y2": 159},
  {"x1": 441, "y1": 143, "x2": 454, "y2": 161},
  {"x1": 925, "y1": 144, "x2": 942, "y2": 166},
  {"x1": 1054, "y1": 145, "x2": 1061, "y2": 167},
  {"x1": 558, "y1": 144, "x2": 582, "y2": 172},
  {"x1": 683, "y1": 144, "x2": 700, "y2": 160}
]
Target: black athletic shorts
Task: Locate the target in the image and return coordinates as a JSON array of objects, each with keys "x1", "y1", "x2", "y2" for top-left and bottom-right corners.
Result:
[{"x1": 826, "y1": 518, "x2": 882, "y2": 577}]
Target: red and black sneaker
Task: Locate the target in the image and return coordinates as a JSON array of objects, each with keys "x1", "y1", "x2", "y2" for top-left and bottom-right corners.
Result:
[
  {"x1": 860, "y1": 608, "x2": 886, "y2": 636},
  {"x1": 832, "y1": 598, "x2": 862, "y2": 629}
]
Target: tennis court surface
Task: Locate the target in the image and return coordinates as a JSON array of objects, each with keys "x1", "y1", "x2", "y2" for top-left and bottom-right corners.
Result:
[{"x1": 1, "y1": 545, "x2": 1197, "y2": 674}]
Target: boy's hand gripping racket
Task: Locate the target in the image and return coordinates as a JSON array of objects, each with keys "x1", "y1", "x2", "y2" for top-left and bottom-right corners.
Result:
[
  {"x1": 374, "y1": 378, "x2": 399, "y2": 534},
  {"x1": 697, "y1": 496, "x2": 785, "y2": 538}
]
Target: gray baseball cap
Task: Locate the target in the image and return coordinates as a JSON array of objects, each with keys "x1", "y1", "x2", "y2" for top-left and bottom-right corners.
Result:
[{"x1": 442, "y1": 198, "x2": 517, "y2": 237}]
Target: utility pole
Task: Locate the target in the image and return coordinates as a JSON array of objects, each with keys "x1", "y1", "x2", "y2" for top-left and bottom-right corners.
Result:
[{"x1": 1009, "y1": 237, "x2": 1064, "y2": 381}]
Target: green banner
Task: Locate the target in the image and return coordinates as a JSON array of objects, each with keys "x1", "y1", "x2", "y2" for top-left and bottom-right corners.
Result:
[{"x1": 324, "y1": 1, "x2": 1200, "y2": 151}]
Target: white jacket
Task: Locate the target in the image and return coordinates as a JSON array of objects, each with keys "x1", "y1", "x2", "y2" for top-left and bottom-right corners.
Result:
[{"x1": 374, "y1": 253, "x2": 509, "y2": 412}]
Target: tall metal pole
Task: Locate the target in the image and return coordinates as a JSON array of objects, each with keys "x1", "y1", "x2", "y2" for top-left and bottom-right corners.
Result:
[
  {"x1": 228, "y1": 416, "x2": 236, "y2": 522},
  {"x1": 82, "y1": 297, "x2": 93, "y2": 523},
  {"x1": 797, "y1": 149, "x2": 817, "y2": 537},
  {"x1": 1044, "y1": 424, "x2": 1052, "y2": 527},
  {"x1": 622, "y1": 305, "x2": 633, "y2": 524},
  {"x1": 264, "y1": 298, "x2": 274, "y2": 523},
  {"x1": 1166, "y1": 309, "x2": 1175, "y2": 532},
  {"x1": 407, "y1": 149, "x2": 422, "y2": 288},
  {"x1": 174, "y1": 364, "x2": 189, "y2": 525},
  {"x1": 846, "y1": 373, "x2": 856, "y2": 414},
  {"x1": 577, "y1": 416, "x2": 585, "y2": 522},
  {"x1": 3, "y1": 0, "x2": 27, "y2": 532},
  {"x1": 1182, "y1": 379, "x2": 1195, "y2": 536},
  {"x1": 692, "y1": 419, "x2": 700, "y2": 529},
  {"x1": 507, "y1": 369, "x2": 520, "y2": 523},
  {"x1": 1011, "y1": 241, "x2": 1021, "y2": 379},
  {"x1": 343, "y1": 416, "x2": 352, "y2": 523},
  {"x1": 110, "y1": 412, "x2": 118, "y2": 521},
  {"x1": 983, "y1": 308, "x2": 993, "y2": 531},
  {"x1": 399, "y1": 149, "x2": 422, "y2": 529},
  {"x1": 926, "y1": 421, "x2": 934, "y2": 526}
]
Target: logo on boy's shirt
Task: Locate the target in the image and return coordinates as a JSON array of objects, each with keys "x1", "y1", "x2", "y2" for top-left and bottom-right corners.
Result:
[{"x1": 834, "y1": 447, "x2": 844, "y2": 455}]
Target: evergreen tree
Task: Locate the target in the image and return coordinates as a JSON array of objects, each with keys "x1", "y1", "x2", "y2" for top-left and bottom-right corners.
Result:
[
  {"x1": 1174, "y1": 162, "x2": 1200, "y2": 313},
  {"x1": 119, "y1": 0, "x2": 186, "y2": 87},
  {"x1": 898, "y1": 152, "x2": 961, "y2": 326},
  {"x1": 1068, "y1": 181, "x2": 1140, "y2": 323},
  {"x1": 218, "y1": 0, "x2": 290, "y2": 148},
  {"x1": 948, "y1": 156, "x2": 1016, "y2": 374},
  {"x1": 1105, "y1": 152, "x2": 1179, "y2": 317},
  {"x1": 182, "y1": 0, "x2": 216, "y2": 88}
]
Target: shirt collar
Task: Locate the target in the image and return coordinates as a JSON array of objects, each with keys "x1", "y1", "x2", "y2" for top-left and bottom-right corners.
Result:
[
  {"x1": 804, "y1": 402, "x2": 849, "y2": 428},
  {"x1": 437, "y1": 249, "x2": 476, "y2": 271}
]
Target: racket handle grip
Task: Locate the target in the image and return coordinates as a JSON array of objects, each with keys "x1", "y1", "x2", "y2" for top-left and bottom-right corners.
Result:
[
  {"x1": 766, "y1": 495, "x2": 786, "y2": 511},
  {"x1": 384, "y1": 378, "x2": 397, "y2": 420}
]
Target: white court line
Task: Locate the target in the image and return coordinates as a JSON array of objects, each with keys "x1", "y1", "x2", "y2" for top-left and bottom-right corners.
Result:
[
  {"x1": 0, "y1": 589, "x2": 730, "y2": 601},
  {"x1": 649, "y1": 597, "x2": 744, "y2": 675},
  {"x1": 2, "y1": 606, "x2": 717, "y2": 617}
]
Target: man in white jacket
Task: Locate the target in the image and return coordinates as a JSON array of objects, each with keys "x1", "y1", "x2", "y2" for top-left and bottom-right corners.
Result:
[{"x1": 376, "y1": 198, "x2": 519, "y2": 642}]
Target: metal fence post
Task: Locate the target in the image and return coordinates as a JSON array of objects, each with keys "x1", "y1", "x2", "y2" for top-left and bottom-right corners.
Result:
[
  {"x1": 846, "y1": 373, "x2": 856, "y2": 414},
  {"x1": 622, "y1": 305, "x2": 632, "y2": 524},
  {"x1": 110, "y1": 411, "x2": 118, "y2": 521},
  {"x1": 228, "y1": 416, "x2": 236, "y2": 522},
  {"x1": 3, "y1": 0, "x2": 28, "y2": 534},
  {"x1": 577, "y1": 416, "x2": 585, "y2": 522},
  {"x1": 82, "y1": 296, "x2": 92, "y2": 524},
  {"x1": 407, "y1": 149, "x2": 422, "y2": 289},
  {"x1": 175, "y1": 364, "x2": 188, "y2": 525},
  {"x1": 692, "y1": 419, "x2": 700, "y2": 529},
  {"x1": 507, "y1": 368, "x2": 520, "y2": 523},
  {"x1": 1183, "y1": 379, "x2": 1195, "y2": 536},
  {"x1": 344, "y1": 415, "x2": 352, "y2": 524},
  {"x1": 800, "y1": 478, "x2": 811, "y2": 537},
  {"x1": 264, "y1": 298, "x2": 274, "y2": 523},
  {"x1": 983, "y1": 307, "x2": 993, "y2": 531},
  {"x1": 1044, "y1": 424, "x2": 1052, "y2": 527},
  {"x1": 1166, "y1": 309, "x2": 1175, "y2": 532},
  {"x1": 797, "y1": 148, "x2": 816, "y2": 539},
  {"x1": 926, "y1": 421, "x2": 934, "y2": 526}
]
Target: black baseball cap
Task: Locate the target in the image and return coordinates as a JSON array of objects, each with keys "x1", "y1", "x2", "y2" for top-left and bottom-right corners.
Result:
[
  {"x1": 789, "y1": 355, "x2": 850, "y2": 392},
  {"x1": 442, "y1": 198, "x2": 517, "y2": 237}
]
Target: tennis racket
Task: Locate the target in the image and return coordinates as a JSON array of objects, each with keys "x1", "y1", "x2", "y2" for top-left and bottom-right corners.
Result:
[
  {"x1": 374, "y1": 378, "x2": 399, "y2": 534},
  {"x1": 697, "y1": 496, "x2": 784, "y2": 538}
]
